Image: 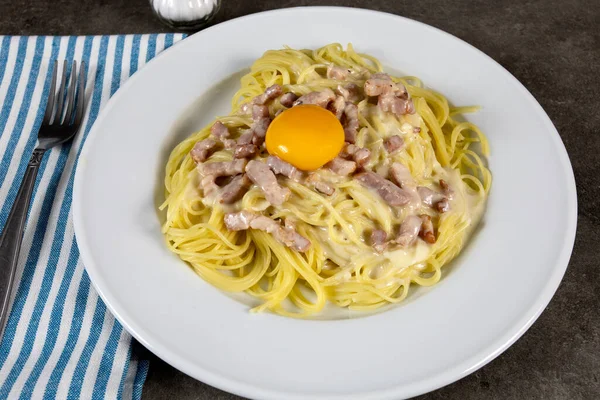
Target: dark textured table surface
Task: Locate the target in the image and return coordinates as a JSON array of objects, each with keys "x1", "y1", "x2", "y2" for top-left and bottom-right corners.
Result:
[{"x1": 2, "y1": 0, "x2": 599, "y2": 399}]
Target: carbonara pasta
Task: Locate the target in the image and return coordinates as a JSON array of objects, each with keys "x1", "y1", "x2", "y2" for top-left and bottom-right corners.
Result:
[{"x1": 160, "y1": 44, "x2": 491, "y2": 318}]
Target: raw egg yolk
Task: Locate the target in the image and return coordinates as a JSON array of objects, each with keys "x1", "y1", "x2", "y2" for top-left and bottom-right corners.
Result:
[{"x1": 266, "y1": 104, "x2": 345, "y2": 171}]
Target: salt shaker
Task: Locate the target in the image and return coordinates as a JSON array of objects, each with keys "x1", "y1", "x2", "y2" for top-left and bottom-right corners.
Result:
[{"x1": 150, "y1": 0, "x2": 221, "y2": 31}]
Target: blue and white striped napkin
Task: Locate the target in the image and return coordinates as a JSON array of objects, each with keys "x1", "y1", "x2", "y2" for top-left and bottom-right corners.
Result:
[{"x1": 0, "y1": 33, "x2": 185, "y2": 399}]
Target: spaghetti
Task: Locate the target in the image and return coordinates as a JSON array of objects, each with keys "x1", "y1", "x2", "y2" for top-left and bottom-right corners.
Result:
[{"x1": 160, "y1": 44, "x2": 491, "y2": 318}]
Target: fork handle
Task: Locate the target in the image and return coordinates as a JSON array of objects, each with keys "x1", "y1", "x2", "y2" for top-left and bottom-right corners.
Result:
[{"x1": 0, "y1": 148, "x2": 45, "y2": 339}]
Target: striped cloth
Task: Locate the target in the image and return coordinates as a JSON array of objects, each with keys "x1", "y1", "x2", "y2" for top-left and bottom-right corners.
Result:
[{"x1": 0, "y1": 34, "x2": 185, "y2": 400}]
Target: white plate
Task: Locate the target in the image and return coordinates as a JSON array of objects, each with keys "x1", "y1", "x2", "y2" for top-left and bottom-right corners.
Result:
[{"x1": 73, "y1": 7, "x2": 577, "y2": 400}]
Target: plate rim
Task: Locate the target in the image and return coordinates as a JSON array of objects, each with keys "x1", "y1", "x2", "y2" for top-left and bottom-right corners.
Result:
[{"x1": 73, "y1": 6, "x2": 578, "y2": 399}]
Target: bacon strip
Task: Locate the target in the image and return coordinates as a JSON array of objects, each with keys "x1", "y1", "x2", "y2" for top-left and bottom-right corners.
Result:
[
  {"x1": 245, "y1": 160, "x2": 291, "y2": 206},
  {"x1": 355, "y1": 171, "x2": 411, "y2": 207},
  {"x1": 224, "y1": 211, "x2": 311, "y2": 252}
]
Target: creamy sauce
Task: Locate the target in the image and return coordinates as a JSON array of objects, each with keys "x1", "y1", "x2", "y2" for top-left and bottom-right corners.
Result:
[
  {"x1": 249, "y1": 197, "x2": 270, "y2": 212},
  {"x1": 402, "y1": 113, "x2": 422, "y2": 128},
  {"x1": 383, "y1": 240, "x2": 431, "y2": 272},
  {"x1": 400, "y1": 122, "x2": 414, "y2": 134},
  {"x1": 315, "y1": 227, "x2": 361, "y2": 267},
  {"x1": 442, "y1": 167, "x2": 486, "y2": 241},
  {"x1": 183, "y1": 174, "x2": 200, "y2": 200}
]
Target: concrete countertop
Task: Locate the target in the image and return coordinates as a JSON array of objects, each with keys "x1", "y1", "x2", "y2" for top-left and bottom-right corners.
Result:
[{"x1": 1, "y1": 0, "x2": 598, "y2": 399}]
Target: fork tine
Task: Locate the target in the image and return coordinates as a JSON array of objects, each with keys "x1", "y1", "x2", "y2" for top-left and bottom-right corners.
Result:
[
  {"x1": 63, "y1": 61, "x2": 77, "y2": 125},
  {"x1": 54, "y1": 60, "x2": 68, "y2": 124},
  {"x1": 43, "y1": 60, "x2": 58, "y2": 125},
  {"x1": 74, "y1": 61, "x2": 86, "y2": 127}
]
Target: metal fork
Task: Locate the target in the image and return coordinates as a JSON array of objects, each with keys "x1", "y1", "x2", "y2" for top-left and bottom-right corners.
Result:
[{"x1": 0, "y1": 60, "x2": 86, "y2": 339}]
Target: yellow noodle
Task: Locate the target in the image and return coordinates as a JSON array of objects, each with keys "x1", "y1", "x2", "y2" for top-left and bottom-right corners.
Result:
[{"x1": 161, "y1": 44, "x2": 491, "y2": 318}]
